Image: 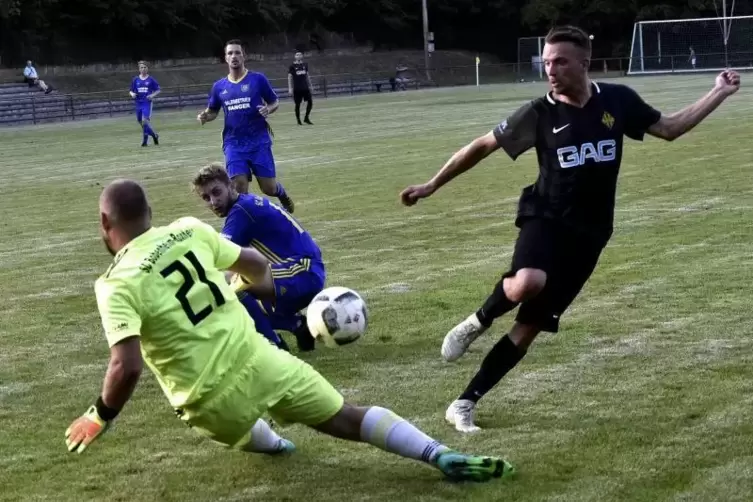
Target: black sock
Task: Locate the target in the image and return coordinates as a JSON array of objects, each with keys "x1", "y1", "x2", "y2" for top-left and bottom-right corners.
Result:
[
  {"x1": 476, "y1": 276, "x2": 518, "y2": 327},
  {"x1": 305, "y1": 100, "x2": 313, "y2": 119},
  {"x1": 295, "y1": 104, "x2": 301, "y2": 123},
  {"x1": 458, "y1": 334, "x2": 526, "y2": 403}
]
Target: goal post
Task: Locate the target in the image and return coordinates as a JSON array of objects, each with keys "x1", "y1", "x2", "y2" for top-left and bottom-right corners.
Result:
[
  {"x1": 628, "y1": 15, "x2": 753, "y2": 74},
  {"x1": 517, "y1": 36, "x2": 546, "y2": 81}
]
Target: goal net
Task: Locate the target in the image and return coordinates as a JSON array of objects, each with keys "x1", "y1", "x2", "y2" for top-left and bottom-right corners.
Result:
[
  {"x1": 628, "y1": 15, "x2": 753, "y2": 74},
  {"x1": 517, "y1": 36, "x2": 546, "y2": 81}
]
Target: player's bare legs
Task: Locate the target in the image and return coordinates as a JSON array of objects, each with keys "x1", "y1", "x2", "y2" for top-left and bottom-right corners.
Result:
[
  {"x1": 441, "y1": 267, "x2": 546, "y2": 362},
  {"x1": 311, "y1": 403, "x2": 514, "y2": 482},
  {"x1": 231, "y1": 174, "x2": 250, "y2": 194},
  {"x1": 257, "y1": 176, "x2": 294, "y2": 213}
]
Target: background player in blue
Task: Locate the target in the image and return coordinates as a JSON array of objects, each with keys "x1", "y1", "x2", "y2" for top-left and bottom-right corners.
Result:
[
  {"x1": 192, "y1": 163, "x2": 323, "y2": 352},
  {"x1": 196, "y1": 39, "x2": 295, "y2": 214},
  {"x1": 129, "y1": 61, "x2": 160, "y2": 147}
]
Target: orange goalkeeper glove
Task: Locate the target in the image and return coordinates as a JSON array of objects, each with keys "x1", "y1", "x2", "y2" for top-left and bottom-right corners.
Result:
[{"x1": 65, "y1": 398, "x2": 117, "y2": 454}]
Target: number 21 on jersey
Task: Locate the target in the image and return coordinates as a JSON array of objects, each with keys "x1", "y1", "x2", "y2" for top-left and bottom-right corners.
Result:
[{"x1": 160, "y1": 251, "x2": 225, "y2": 325}]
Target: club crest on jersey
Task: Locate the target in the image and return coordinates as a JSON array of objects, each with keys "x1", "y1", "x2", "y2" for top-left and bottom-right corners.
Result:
[
  {"x1": 557, "y1": 140, "x2": 617, "y2": 169},
  {"x1": 241, "y1": 84, "x2": 250, "y2": 92},
  {"x1": 602, "y1": 111, "x2": 615, "y2": 129}
]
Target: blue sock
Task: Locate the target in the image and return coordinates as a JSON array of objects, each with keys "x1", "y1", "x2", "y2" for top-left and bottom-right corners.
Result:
[
  {"x1": 274, "y1": 182, "x2": 287, "y2": 198},
  {"x1": 144, "y1": 123, "x2": 157, "y2": 138}
]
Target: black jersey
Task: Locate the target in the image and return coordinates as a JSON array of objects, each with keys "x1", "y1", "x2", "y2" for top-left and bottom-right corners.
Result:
[
  {"x1": 493, "y1": 81, "x2": 661, "y2": 240},
  {"x1": 289, "y1": 62, "x2": 310, "y2": 90}
]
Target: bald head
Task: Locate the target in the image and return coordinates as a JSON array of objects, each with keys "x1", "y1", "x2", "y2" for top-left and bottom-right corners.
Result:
[
  {"x1": 99, "y1": 179, "x2": 152, "y2": 255},
  {"x1": 100, "y1": 179, "x2": 151, "y2": 224}
]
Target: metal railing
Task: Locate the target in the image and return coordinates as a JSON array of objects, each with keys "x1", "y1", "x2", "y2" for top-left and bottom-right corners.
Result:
[{"x1": 2, "y1": 55, "x2": 749, "y2": 126}]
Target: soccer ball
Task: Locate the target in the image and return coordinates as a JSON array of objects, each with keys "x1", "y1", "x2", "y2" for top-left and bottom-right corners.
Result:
[{"x1": 306, "y1": 287, "x2": 368, "y2": 347}]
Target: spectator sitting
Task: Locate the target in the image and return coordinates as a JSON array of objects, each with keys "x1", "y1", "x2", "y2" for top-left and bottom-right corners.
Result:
[
  {"x1": 395, "y1": 64, "x2": 411, "y2": 91},
  {"x1": 23, "y1": 60, "x2": 52, "y2": 94}
]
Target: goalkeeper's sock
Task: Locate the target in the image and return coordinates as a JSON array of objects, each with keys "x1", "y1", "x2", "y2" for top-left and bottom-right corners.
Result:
[
  {"x1": 360, "y1": 406, "x2": 449, "y2": 464},
  {"x1": 242, "y1": 419, "x2": 292, "y2": 454}
]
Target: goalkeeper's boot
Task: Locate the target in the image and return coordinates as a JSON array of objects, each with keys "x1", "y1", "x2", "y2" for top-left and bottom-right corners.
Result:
[
  {"x1": 273, "y1": 439, "x2": 296, "y2": 455},
  {"x1": 435, "y1": 451, "x2": 515, "y2": 482},
  {"x1": 441, "y1": 313, "x2": 487, "y2": 362}
]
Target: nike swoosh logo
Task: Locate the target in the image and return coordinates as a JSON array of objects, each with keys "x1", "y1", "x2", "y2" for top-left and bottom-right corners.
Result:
[{"x1": 553, "y1": 124, "x2": 570, "y2": 134}]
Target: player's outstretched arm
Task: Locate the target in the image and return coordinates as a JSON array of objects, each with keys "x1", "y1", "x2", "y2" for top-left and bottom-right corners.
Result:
[
  {"x1": 400, "y1": 131, "x2": 499, "y2": 206},
  {"x1": 226, "y1": 247, "x2": 276, "y2": 300},
  {"x1": 648, "y1": 70, "x2": 740, "y2": 141},
  {"x1": 65, "y1": 337, "x2": 142, "y2": 454}
]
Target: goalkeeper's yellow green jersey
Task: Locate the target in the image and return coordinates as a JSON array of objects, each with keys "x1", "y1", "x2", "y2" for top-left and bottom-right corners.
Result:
[{"x1": 94, "y1": 216, "x2": 264, "y2": 409}]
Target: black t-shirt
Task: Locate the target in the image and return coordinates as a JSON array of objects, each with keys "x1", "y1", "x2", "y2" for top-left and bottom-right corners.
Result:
[
  {"x1": 493, "y1": 81, "x2": 661, "y2": 241},
  {"x1": 289, "y1": 62, "x2": 310, "y2": 90}
]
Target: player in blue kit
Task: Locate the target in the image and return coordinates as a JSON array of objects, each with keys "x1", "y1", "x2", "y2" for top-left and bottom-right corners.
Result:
[
  {"x1": 192, "y1": 163, "x2": 321, "y2": 352},
  {"x1": 129, "y1": 61, "x2": 160, "y2": 147},
  {"x1": 197, "y1": 39, "x2": 295, "y2": 214}
]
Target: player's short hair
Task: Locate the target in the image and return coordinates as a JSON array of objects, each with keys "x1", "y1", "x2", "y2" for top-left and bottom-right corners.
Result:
[
  {"x1": 102, "y1": 179, "x2": 150, "y2": 224},
  {"x1": 545, "y1": 25, "x2": 591, "y2": 53},
  {"x1": 192, "y1": 162, "x2": 231, "y2": 191},
  {"x1": 137, "y1": 60, "x2": 148, "y2": 67},
  {"x1": 225, "y1": 39, "x2": 245, "y2": 53}
]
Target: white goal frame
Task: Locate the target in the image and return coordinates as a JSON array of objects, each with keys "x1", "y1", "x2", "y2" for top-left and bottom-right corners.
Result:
[{"x1": 628, "y1": 15, "x2": 753, "y2": 75}]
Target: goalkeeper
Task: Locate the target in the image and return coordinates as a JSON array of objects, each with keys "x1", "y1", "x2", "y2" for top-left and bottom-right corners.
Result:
[{"x1": 65, "y1": 179, "x2": 514, "y2": 483}]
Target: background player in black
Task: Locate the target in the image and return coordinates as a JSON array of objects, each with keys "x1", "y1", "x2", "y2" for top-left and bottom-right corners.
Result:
[
  {"x1": 288, "y1": 51, "x2": 313, "y2": 125},
  {"x1": 400, "y1": 25, "x2": 741, "y2": 433}
]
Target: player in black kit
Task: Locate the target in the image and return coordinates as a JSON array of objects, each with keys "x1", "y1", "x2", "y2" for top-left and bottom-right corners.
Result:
[
  {"x1": 288, "y1": 51, "x2": 313, "y2": 125},
  {"x1": 400, "y1": 25, "x2": 741, "y2": 432}
]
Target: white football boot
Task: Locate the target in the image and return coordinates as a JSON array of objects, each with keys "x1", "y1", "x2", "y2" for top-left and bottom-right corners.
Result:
[
  {"x1": 445, "y1": 399, "x2": 481, "y2": 433},
  {"x1": 441, "y1": 313, "x2": 487, "y2": 362}
]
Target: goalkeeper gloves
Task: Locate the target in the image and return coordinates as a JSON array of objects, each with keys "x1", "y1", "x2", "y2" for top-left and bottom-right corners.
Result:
[{"x1": 65, "y1": 397, "x2": 118, "y2": 454}]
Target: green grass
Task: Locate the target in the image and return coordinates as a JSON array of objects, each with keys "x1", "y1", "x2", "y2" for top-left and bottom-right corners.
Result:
[{"x1": 2, "y1": 75, "x2": 753, "y2": 501}]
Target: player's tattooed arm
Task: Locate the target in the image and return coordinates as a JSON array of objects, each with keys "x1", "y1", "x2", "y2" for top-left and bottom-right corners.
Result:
[
  {"x1": 197, "y1": 108, "x2": 219, "y2": 124},
  {"x1": 258, "y1": 100, "x2": 279, "y2": 118},
  {"x1": 647, "y1": 70, "x2": 740, "y2": 141}
]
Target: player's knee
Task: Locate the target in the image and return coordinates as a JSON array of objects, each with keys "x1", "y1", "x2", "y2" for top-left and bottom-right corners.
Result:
[
  {"x1": 232, "y1": 176, "x2": 249, "y2": 194},
  {"x1": 258, "y1": 178, "x2": 277, "y2": 196},
  {"x1": 506, "y1": 268, "x2": 547, "y2": 303}
]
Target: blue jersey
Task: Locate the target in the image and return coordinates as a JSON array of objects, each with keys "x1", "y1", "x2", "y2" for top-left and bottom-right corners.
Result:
[
  {"x1": 220, "y1": 194, "x2": 322, "y2": 264},
  {"x1": 207, "y1": 70, "x2": 278, "y2": 152},
  {"x1": 131, "y1": 75, "x2": 160, "y2": 103}
]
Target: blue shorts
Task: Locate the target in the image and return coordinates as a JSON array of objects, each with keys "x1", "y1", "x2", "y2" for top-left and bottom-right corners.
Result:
[
  {"x1": 238, "y1": 258, "x2": 325, "y2": 335},
  {"x1": 267, "y1": 259, "x2": 326, "y2": 331},
  {"x1": 225, "y1": 145, "x2": 276, "y2": 180},
  {"x1": 135, "y1": 102, "x2": 153, "y2": 122}
]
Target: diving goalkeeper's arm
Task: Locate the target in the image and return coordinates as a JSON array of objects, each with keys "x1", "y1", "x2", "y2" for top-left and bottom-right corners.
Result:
[{"x1": 65, "y1": 337, "x2": 142, "y2": 453}]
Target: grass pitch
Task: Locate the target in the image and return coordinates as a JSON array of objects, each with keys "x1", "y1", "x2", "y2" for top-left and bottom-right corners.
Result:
[{"x1": 2, "y1": 75, "x2": 753, "y2": 501}]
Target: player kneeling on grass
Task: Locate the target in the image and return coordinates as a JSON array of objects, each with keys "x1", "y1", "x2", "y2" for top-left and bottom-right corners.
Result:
[
  {"x1": 65, "y1": 179, "x2": 513, "y2": 483},
  {"x1": 192, "y1": 162, "x2": 320, "y2": 352}
]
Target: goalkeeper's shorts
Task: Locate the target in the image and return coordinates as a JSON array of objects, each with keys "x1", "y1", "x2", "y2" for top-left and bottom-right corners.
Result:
[{"x1": 178, "y1": 342, "x2": 343, "y2": 448}]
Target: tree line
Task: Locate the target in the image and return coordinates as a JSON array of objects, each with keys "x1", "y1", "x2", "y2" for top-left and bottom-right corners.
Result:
[{"x1": 0, "y1": 0, "x2": 748, "y2": 66}]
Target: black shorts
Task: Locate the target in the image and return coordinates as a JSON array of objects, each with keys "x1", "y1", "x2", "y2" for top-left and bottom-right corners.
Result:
[
  {"x1": 293, "y1": 89, "x2": 312, "y2": 104},
  {"x1": 506, "y1": 218, "x2": 607, "y2": 333}
]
